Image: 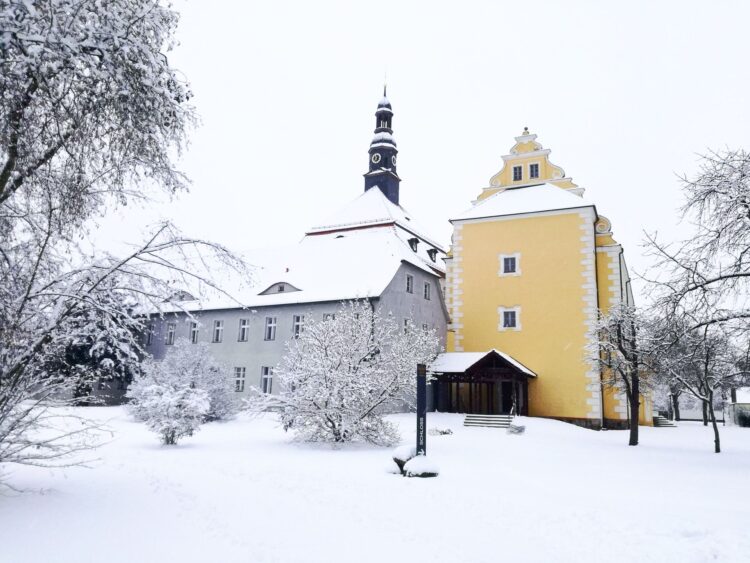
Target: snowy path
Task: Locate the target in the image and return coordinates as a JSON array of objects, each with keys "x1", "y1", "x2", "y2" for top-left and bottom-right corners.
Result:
[{"x1": 1, "y1": 409, "x2": 748, "y2": 563}]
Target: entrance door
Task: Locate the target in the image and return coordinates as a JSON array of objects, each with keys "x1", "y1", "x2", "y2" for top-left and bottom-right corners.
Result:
[{"x1": 500, "y1": 381, "x2": 514, "y2": 414}]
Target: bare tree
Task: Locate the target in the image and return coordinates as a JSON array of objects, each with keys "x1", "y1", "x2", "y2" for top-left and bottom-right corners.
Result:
[
  {"x1": 656, "y1": 321, "x2": 749, "y2": 453},
  {"x1": 586, "y1": 304, "x2": 658, "y2": 446},
  {"x1": 0, "y1": 1, "x2": 247, "y2": 475},
  {"x1": 645, "y1": 149, "x2": 750, "y2": 336}
]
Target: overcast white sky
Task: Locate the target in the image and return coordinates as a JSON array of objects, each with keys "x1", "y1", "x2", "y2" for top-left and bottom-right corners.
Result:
[{"x1": 99, "y1": 0, "x2": 750, "y2": 301}]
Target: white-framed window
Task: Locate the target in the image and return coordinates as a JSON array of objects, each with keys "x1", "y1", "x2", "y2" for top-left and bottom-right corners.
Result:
[
  {"x1": 238, "y1": 318, "x2": 250, "y2": 342},
  {"x1": 529, "y1": 162, "x2": 540, "y2": 179},
  {"x1": 234, "y1": 367, "x2": 246, "y2": 392},
  {"x1": 212, "y1": 320, "x2": 224, "y2": 343},
  {"x1": 165, "y1": 322, "x2": 176, "y2": 345},
  {"x1": 293, "y1": 315, "x2": 305, "y2": 338},
  {"x1": 261, "y1": 367, "x2": 273, "y2": 394},
  {"x1": 146, "y1": 324, "x2": 154, "y2": 346},
  {"x1": 498, "y1": 306, "x2": 522, "y2": 331},
  {"x1": 498, "y1": 253, "x2": 521, "y2": 277},
  {"x1": 264, "y1": 317, "x2": 277, "y2": 341},
  {"x1": 423, "y1": 281, "x2": 431, "y2": 300},
  {"x1": 189, "y1": 321, "x2": 199, "y2": 344},
  {"x1": 406, "y1": 274, "x2": 414, "y2": 294},
  {"x1": 513, "y1": 165, "x2": 523, "y2": 181}
]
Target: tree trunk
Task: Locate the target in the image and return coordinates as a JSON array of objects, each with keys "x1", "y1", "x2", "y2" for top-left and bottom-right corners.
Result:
[
  {"x1": 671, "y1": 393, "x2": 681, "y2": 421},
  {"x1": 702, "y1": 402, "x2": 708, "y2": 426},
  {"x1": 628, "y1": 376, "x2": 640, "y2": 446},
  {"x1": 707, "y1": 390, "x2": 721, "y2": 453}
]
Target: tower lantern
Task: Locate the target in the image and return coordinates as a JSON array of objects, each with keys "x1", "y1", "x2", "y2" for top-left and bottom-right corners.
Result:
[{"x1": 364, "y1": 87, "x2": 401, "y2": 205}]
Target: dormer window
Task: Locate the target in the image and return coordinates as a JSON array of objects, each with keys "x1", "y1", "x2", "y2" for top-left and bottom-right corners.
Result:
[
  {"x1": 408, "y1": 237, "x2": 419, "y2": 252},
  {"x1": 427, "y1": 248, "x2": 437, "y2": 262},
  {"x1": 277, "y1": 284, "x2": 285, "y2": 292},
  {"x1": 513, "y1": 166, "x2": 523, "y2": 181}
]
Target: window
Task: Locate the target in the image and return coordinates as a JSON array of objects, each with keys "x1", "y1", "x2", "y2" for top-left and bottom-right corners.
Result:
[
  {"x1": 277, "y1": 284, "x2": 285, "y2": 292},
  {"x1": 234, "y1": 367, "x2": 246, "y2": 392},
  {"x1": 513, "y1": 165, "x2": 523, "y2": 181},
  {"x1": 165, "y1": 322, "x2": 176, "y2": 345},
  {"x1": 293, "y1": 315, "x2": 305, "y2": 338},
  {"x1": 212, "y1": 320, "x2": 224, "y2": 343},
  {"x1": 264, "y1": 317, "x2": 277, "y2": 341},
  {"x1": 423, "y1": 281, "x2": 431, "y2": 300},
  {"x1": 422, "y1": 323, "x2": 429, "y2": 333},
  {"x1": 427, "y1": 248, "x2": 438, "y2": 262},
  {"x1": 189, "y1": 321, "x2": 199, "y2": 344},
  {"x1": 238, "y1": 318, "x2": 249, "y2": 342},
  {"x1": 406, "y1": 274, "x2": 414, "y2": 294},
  {"x1": 408, "y1": 237, "x2": 419, "y2": 252},
  {"x1": 403, "y1": 319, "x2": 409, "y2": 334},
  {"x1": 498, "y1": 307, "x2": 522, "y2": 331},
  {"x1": 323, "y1": 313, "x2": 336, "y2": 321},
  {"x1": 146, "y1": 324, "x2": 154, "y2": 346},
  {"x1": 499, "y1": 253, "x2": 521, "y2": 277},
  {"x1": 529, "y1": 163, "x2": 540, "y2": 179},
  {"x1": 261, "y1": 367, "x2": 273, "y2": 394}
]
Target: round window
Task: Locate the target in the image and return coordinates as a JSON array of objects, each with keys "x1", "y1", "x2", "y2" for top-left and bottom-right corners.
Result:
[{"x1": 371, "y1": 153, "x2": 381, "y2": 164}]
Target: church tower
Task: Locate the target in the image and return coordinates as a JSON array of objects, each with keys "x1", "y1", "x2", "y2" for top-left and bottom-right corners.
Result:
[{"x1": 363, "y1": 88, "x2": 401, "y2": 205}]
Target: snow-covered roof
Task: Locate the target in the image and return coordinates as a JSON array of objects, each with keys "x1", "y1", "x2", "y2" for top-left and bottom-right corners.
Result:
[
  {"x1": 452, "y1": 183, "x2": 595, "y2": 222},
  {"x1": 429, "y1": 350, "x2": 537, "y2": 377},
  {"x1": 371, "y1": 131, "x2": 396, "y2": 145},
  {"x1": 152, "y1": 187, "x2": 447, "y2": 314},
  {"x1": 158, "y1": 222, "x2": 444, "y2": 314},
  {"x1": 307, "y1": 186, "x2": 445, "y2": 251}
]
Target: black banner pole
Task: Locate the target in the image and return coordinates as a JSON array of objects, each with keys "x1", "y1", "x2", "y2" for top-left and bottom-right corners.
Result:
[{"x1": 416, "y1": 363, "x2": 427, "y2": 456}]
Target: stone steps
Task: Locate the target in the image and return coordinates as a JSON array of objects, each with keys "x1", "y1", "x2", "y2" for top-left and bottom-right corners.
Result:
[
  {"x1": 463, "y1": 414, "x2": 513, "y2": 428},
  {"x1": 653, "y1": 415, "x2": 677, "y2": 427}
]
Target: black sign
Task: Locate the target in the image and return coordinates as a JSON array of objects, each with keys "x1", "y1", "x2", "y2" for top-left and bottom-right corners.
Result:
[{"x1": 416, "y1": 363, "x2": 427, "y2": 456}]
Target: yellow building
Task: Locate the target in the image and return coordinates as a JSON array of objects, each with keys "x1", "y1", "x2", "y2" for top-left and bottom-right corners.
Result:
[{"x1": 433, "y1": 128, "x2": 652, "y2": 429}]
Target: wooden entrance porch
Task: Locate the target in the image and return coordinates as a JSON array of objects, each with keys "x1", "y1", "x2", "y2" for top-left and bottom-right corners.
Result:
[{"x1": 429, "y1": 350, "x2": 536, "y2": 416}]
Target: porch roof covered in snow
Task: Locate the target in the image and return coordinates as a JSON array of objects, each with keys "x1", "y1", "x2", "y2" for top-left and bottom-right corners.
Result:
[{"x1": 429, "y1": 349, "x2": 536, "y2": 379}]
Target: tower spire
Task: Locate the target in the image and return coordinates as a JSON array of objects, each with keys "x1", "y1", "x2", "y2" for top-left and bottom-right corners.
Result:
[{"x1": 364, "y1": 90, "x2": 400, "y2": 205}]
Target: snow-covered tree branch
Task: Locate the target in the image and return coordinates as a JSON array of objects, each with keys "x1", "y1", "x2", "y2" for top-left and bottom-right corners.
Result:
[
  {"x1": 0, "y1": 1, "x2": 248, "y2": 475},
  {"x1": 645, "y1": 149, "x2": 750, "y2": 336}
]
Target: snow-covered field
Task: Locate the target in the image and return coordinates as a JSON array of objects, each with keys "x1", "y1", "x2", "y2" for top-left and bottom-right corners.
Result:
[{"x1": 1, "y1": 409, "x2": 748, "y2": 563}]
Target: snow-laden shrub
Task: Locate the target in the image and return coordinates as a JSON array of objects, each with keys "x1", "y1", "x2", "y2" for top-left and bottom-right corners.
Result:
[
  {"x1": 128, "y1": 381, "x2": 210, "y2": 445},
  {"x1": 403, "y1": 455, "x2": 439, "y2": 478},
  {"x1": 128, "y1": 339, "x2": 236, "y2": 444},
  {"x1": 250, "y1": 301, "x2": 440, "y2": 446},
  {"x1": 132, "y1": 339, "x2": 237, "y2": 422}
]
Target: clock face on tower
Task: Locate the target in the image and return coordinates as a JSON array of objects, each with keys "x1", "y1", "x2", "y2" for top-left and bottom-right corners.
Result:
[
  {"x1": 391, "y1": 155, "x2": 397, "y2": 166},
  {"x1": 371, "y1": 153, "x2": 381, "y2": 164}
]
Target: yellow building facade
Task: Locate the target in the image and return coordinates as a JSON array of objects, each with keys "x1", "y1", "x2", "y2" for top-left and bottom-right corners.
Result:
[{"x1": 442, "y1": 129, "x2": 652, "y2": 429}]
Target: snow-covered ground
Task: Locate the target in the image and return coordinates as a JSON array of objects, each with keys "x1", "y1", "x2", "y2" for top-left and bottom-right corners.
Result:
[{"x1": 1, "y1": 409, "x2": 748, "y2": 563}]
